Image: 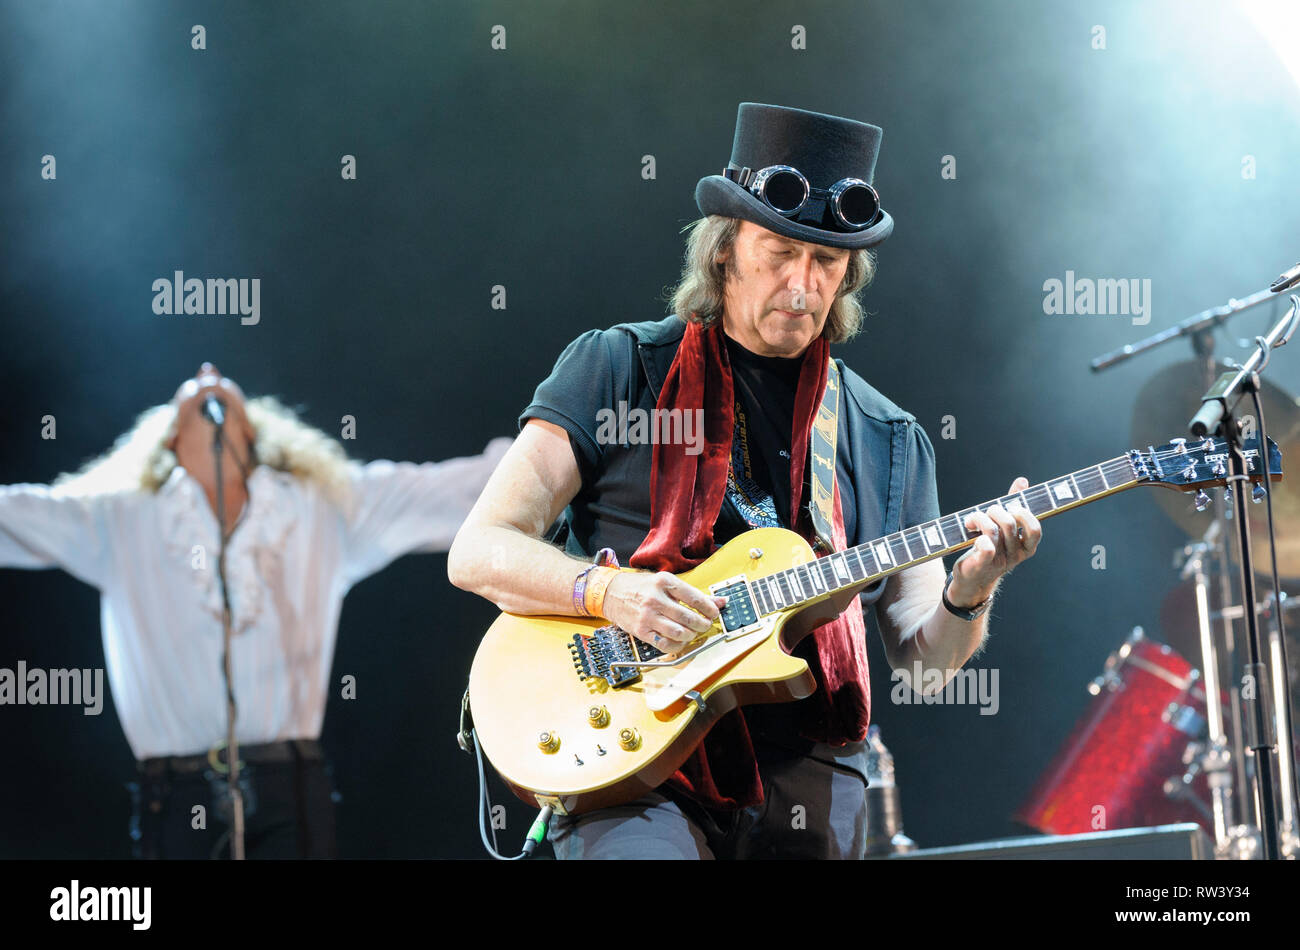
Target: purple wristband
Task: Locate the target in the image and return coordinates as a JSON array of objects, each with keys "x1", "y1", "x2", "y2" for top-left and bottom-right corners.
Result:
[
  {"x1": 572, "y1": 548, "x2": 620, "y2": 616},
  {"x1": 572, "y1": 566, "x2": 598, "y2": 616}
]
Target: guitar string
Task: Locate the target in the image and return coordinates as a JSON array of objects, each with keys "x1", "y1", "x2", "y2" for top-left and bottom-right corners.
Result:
[
  {"x1": 586, "y1": 448, "x2": 1271, "y2": 659},
  {"x1": 582, "y1": 444, "x2": 1270, "y2": 634},
  {"x1": 744, "y1": 445, "x2": 1270, "y2": 607}
]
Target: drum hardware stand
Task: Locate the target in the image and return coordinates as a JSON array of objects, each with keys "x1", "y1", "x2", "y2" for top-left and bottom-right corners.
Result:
[
  {"x1": 1164, "y1": 740, "x2": 1218, "y2": 828},
  {"x1": 1210, "y1": 593, "x2": 1300, "y2": 856},
  {"x1": 1177, "y1": 534, "x2": 1243, "y2": 856},
  {"x1": 1261, "y1": 594, "x2": 1300, "y2": 857}
]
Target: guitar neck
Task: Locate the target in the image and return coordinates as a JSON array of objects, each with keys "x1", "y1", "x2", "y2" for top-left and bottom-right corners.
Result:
[{"x1": 747, "y1": 454, "x2": 1140, "y2": 614}]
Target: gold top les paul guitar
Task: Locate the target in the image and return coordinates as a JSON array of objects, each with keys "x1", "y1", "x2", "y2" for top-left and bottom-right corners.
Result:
[{"x1": 468, "y1": 436, "x2": 1283, "y2": 816}]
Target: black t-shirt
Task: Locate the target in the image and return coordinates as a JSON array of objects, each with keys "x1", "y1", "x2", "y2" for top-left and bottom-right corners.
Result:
[
  {"x1": 519, "y1": 316, "x2": 941, "y2": 590},
  {"x1": 720, "y1": 332, "x2": 802, "y2": 534}
]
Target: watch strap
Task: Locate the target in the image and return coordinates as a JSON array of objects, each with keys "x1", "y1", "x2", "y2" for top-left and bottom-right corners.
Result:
[{"x1": 942, "y1": 570, "x2": 989, "y2": 620}]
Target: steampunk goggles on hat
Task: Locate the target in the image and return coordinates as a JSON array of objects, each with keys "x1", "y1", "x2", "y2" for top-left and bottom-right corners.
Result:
[{"x1": 724, "y1": 164, "x2": 882, "y2": 232}]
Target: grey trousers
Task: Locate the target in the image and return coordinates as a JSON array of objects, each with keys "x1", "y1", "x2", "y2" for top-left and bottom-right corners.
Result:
[{"x1": 548, "y1": 737, "x2": 871, "y2": 860}]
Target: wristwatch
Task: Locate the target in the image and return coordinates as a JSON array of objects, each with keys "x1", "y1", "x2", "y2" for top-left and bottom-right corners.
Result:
[{"x1": 942, "y1": 570, "x2": 990, "y2": 621}]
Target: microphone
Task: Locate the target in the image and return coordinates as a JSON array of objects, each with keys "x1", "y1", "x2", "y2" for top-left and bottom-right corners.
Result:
[
  {"x1": 1189, "y1": 398, "x2": 1224, "y2": 439},
  {"x1": 201, "y1": 394, "x2": 226, "y2": 427},
  {"x1": 1270, "y1": 262, "x2": 1300, "y2": 293}
]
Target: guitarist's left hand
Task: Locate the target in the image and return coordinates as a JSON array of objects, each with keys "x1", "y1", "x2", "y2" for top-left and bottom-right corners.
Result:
[{"x1": 947, "y1": 476, "x2": 1042, "y2": 608}]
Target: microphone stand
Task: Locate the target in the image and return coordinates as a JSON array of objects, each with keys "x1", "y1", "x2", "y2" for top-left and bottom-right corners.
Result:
[
  {"x1": 1090, "y1": 287, "x2": 1277, "y2": 373},
  {"x1": 210, "y1": 415, "x2": 246, "y2": 860},
  {"x1": 1092, "y1": 289, "x2": 1281, "y2": 854},
  {"x1": 1092, "y1": 270, "x2": 1300, "y2": 856},
  {"x1": 1187, "y1": 294, "x2": 1300, "y2": 860}
]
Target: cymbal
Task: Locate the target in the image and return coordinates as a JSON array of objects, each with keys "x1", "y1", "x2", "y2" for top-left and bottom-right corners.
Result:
[{"x1": 1130, "y1": 359, "x2": 1300, "y2": 578}]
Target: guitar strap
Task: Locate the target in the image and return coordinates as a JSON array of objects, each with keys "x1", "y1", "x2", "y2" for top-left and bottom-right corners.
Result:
[{"x1": 807, "y1": 357, "x2": 840, "y2": 554}]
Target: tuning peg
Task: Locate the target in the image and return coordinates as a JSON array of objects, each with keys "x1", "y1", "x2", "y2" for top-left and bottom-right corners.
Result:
[
  {"x1": 1223, "y1": 486, "x2": 1233, "y2": 505},
  {"x1": 1194, "y1": 490, "x2": 1211, "y2": 511},
  {"x1": 1253, "y1": 484, "x2": 1267, "y2": 504}
]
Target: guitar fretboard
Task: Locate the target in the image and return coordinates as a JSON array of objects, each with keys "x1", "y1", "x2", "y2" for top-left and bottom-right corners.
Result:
[{"x1": 747, "y1": 454, "x2": 1139, "y2": 616}]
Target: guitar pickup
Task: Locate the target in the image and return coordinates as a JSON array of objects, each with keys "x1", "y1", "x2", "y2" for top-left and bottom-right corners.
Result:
[{"x1": 710, "y1": 577, "x2": 759, "y2": 633}]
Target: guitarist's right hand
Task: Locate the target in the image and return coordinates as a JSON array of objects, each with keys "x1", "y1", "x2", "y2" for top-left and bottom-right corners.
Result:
[{"x1": 602, "y1": 572, "x2": 728, "y2": 654}]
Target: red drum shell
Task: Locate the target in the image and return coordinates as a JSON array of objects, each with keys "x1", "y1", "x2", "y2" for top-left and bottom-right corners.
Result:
[{"x1": 1016, "y1": 636, "x2": 1212, "y2": 836}]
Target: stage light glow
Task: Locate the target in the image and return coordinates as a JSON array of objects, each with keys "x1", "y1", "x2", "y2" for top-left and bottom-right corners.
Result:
[{"x1": 1241, "y1": 0, "x2": 1300, "y2": 90}]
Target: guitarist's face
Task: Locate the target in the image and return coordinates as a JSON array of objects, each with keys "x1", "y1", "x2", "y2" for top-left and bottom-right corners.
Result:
[{"x1": 716, "y1": 220, "x2": 849, "y2": 358}]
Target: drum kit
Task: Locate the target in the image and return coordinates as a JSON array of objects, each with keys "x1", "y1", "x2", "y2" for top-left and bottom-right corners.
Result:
[{"x1": 1016, "y1": 273, "x2": 1300, "y2": 860}]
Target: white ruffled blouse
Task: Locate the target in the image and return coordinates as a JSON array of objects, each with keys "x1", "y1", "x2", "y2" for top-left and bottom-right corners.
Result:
[{"x1": 0, "y1": 439, "x2": 509, "y2": 759}]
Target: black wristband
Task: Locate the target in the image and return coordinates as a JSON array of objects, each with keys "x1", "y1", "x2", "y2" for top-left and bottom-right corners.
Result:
[{"x1": 942, "y1": 570, "x2": 989, "y2": 621}]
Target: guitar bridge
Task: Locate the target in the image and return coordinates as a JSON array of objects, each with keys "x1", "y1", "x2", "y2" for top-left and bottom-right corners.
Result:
[{"x1": 569, "y1": 626, "x2": 663, "y2": 688}]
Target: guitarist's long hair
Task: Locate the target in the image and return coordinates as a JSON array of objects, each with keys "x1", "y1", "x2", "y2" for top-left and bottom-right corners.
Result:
[{"x1": 666, "y1": 215, "x2": 876, "y2": 343}]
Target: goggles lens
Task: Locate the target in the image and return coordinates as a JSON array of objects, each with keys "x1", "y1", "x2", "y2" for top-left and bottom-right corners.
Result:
[
  {"x1": 762, "y1": 169, "x2": 808, "y2": 214},
  {"x1": 834, "y1": 182, "x2": 880, "y2": 228}
]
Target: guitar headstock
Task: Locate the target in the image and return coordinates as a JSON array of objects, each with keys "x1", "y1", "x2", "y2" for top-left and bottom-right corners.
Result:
[{"x1": 1128, "y1": 436, "x2": 1283, "y2": 492}]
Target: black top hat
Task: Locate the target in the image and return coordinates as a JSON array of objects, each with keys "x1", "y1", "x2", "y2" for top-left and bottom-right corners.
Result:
[{"x1": 695, "y1": 103, "x2": 893, "y2": 250}]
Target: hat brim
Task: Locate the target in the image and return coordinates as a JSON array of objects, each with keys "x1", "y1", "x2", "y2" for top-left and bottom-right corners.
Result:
[{"x1": 695, "y1": 175, "x2": 893, "y2": 249}]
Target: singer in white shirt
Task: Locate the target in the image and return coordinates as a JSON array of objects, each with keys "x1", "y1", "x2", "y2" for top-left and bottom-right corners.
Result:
[{"x1": 0, "y1": 363, "x2": 510, "y2": 857}]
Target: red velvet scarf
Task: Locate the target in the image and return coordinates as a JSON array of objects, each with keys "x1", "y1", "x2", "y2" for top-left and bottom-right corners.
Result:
[{"x1": 630, "y1": 319, "x2": 871, "y2": 811}]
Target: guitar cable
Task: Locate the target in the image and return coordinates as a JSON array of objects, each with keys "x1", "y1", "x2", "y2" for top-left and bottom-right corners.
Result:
[{"x1": 460, "y1": 688, "x2": 553, "y2": 860}]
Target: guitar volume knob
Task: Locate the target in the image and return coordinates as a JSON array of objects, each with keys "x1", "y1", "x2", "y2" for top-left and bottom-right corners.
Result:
[
  {"x1": 537, "y1": 731, "x2": 560, "y2": 754},
  {"x1": 587, "y1": 705, "x2": 610, "y2": 728},
  {"x1": 618, "y1": 727, "x2": 641, "y2": 751}
]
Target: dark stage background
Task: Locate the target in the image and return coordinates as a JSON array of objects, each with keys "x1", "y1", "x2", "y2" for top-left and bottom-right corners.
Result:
[{"x1": 2, "y1": 0, "x2": 1298, "y2": 858}]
